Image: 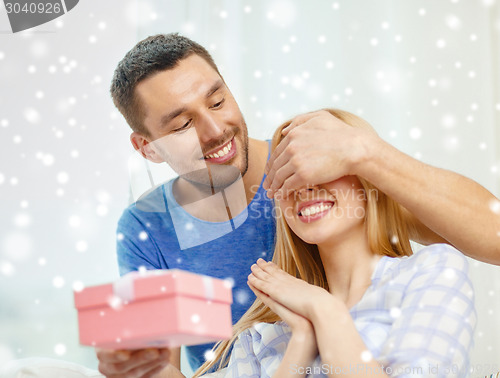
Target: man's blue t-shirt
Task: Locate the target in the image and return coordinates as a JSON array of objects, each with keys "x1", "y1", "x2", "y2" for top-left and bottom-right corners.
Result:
[{"x1": 116, "y1": 147, "x2": 276, "y2": 370}]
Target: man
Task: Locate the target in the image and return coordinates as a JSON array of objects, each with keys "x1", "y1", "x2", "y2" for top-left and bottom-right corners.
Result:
[{"x1": 97, "y1": 33, "x2": 500, "y2": 377}]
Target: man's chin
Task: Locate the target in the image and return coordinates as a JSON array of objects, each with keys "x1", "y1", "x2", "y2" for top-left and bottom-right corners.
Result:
[{"x1": 181, "y1": 164, "x2": 243, "y2": 190}]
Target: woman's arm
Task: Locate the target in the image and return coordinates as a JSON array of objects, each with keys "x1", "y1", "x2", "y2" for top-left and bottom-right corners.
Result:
[
  {"x1": 309, "y1": 299, "x2": 390, "y2": 377},
  {"x1": 272, "y1": 331, "x2": 317, "y2": 378},
  {"x1": 249, "y1": 260, "x2": 388, "y2": 377},
  {"x1": 311, "y1": 246, "x2": 475, "y2": 378},
  {"x1": 249, "y1": 252, "x2": 475, "y2": 377}
]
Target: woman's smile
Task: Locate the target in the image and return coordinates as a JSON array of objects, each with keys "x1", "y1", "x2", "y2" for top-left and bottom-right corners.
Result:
[{"x1": 297, "y1": 200, "x2": 335, "y2": 223}]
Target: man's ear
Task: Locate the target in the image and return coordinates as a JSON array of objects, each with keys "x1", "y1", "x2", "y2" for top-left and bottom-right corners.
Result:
[{"x1": 130, "y1": 132, "x2": 164, "y2": 163}]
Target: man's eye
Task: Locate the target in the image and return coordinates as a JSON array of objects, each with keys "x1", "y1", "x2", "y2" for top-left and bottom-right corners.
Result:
[
  {"x1": 173, "y1": 120, "x2": 191, "y2": 133},
  {"x1": 211, "y1": 98, "x2": 225, "y2": 109}
]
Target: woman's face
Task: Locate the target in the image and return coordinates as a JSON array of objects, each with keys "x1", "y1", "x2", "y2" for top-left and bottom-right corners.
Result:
[{"x1": 277, "y1": 176, "x2": 368, "y2": 246}]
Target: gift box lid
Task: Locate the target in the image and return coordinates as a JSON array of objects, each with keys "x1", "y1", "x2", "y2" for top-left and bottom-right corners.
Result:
[{"x1": 74, "y1": 269, "x2": 233, "y2": 311}]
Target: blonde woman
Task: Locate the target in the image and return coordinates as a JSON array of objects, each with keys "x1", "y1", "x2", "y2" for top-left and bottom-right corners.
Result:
[{"x1": 171, "y1": 109, "x2": 476, "y2": 378}]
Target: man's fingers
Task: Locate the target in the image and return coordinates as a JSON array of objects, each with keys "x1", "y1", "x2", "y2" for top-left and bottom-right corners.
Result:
[
  {"x1": 281, "y1": 111, "x2": 323, "y2": 136},
  {"x1": 279, "y1": 174, "x2": 307, "y2": 201},
  {"x1": 96, "y1": 348, "x2": 131, "y2": 363},
  {"x1": 269, "y1": 163, "x2": 297, "y2": 195},
  {"x1": 97, "y1": 348, "x2": 169, "y2": 376},
  {"x1": 264, "y1": 131, "x2": 292, "y2": 178},
  {"x1": 266, "y1": 149, "x2": 295, "y2": 190}
]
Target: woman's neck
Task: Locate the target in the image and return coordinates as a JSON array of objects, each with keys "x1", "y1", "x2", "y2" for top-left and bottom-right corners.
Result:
[{"x1": 317, "y1": 228, "x2": 381, "y2": 308}]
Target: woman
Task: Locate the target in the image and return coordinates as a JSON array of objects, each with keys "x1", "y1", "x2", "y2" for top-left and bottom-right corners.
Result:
[{"x1": 193, "y1": 109, "x2": 476, "y2": 377}]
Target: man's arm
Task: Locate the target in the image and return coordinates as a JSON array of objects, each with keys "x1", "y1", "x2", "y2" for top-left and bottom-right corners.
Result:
[
  {"x1": 356, "y1": 135, "x2": 500, "y2": 264},
  {"x1": 264, "y1": 110, "x2": 500, "y2": 264}
]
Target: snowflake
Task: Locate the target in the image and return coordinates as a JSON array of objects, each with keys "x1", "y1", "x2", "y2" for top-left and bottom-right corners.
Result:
[
  {"x1": 73, "y1": 281, "x2": 85, "y2": 292},
  {"x1": 203, "y1": 349, "x2": 215, "y2": 361},
  {"x1": 69, "y1": 215, "x2": 81, "y2": 228},
  {"x1": 14, "y1": 213, "x2": 31, "y2": 228},
  {"x1": 24, "y1": 108, "x2": 40, "y2": 123},
  {"x1": 390, "y1": 307, "x2": 402, "y2": 318},
  {"x1": 52, "y1": 276, "x2": 65, "y2": 288},
  {"x1": 361, "y1": 350, "x2": 373, "y2": 362},
  {"x1": 57, "y1": 172, "x2": 69, "y2": 184},
  {"x1": 54, "y1": 344, "x2": 66, "y2": 356},
  {"x1": 76, "y1": 240, "x2": 88, "y2": 252},
  {"x1": 409, "y1": 128, "x2": 422, "y2": 140},
  {"x1": 96, "y1": 205, "x2": 108, "y2": 217},
  {"x1": 191, "y1": 314, "x2": 200, "y2": 324}
]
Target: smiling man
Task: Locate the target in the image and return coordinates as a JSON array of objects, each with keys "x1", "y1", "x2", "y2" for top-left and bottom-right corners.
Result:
[
  {"x1": 99, "y1": 34, "x2": 274, "y2": 376},
  {"x1": 96, "y1": 33, "x2": 500, "y2": 377}
]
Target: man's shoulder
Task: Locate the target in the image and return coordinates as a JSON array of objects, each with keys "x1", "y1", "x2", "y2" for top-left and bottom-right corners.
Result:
[{"x1": 119, "y1": 182, "x2": 174, "y2": 226}]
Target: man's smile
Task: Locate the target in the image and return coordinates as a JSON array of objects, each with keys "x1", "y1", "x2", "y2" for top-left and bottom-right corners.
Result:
[{"x1": 203, "y1": 137, "x2": 236, "y2": 163}]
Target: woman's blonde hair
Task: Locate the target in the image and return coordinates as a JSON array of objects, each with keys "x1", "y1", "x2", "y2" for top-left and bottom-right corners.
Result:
[{"x1": 195, "y1": 109, "x2": 414, "y2": 376}]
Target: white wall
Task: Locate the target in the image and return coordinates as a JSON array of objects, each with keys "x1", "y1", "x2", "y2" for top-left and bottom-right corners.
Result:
[
  {"x1": 0, "y1": 0, "x2": 499, "y2": 375},
  {"x1": 0, "y1": 0, "x2": 138, "y2": 369}
]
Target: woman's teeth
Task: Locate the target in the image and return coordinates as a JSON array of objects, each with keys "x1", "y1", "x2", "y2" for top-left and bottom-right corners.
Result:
[
  {"x1": 299, "y1": 203, "x2": 333, "y2": 217},
  {"x1": 205, "y1": 141, "x2": 232, "y2": 159}
]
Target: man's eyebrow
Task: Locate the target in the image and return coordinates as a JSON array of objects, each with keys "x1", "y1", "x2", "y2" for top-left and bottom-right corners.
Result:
[
  {"x1": 160, "y1": 106, "x2": 187, "y2": 128},
  {"x1": 206, "y1": 79, "x2": 224, "y2": 98},
  {"x1": 159, "y1": 80, "x2": 224, "y2": 127}
]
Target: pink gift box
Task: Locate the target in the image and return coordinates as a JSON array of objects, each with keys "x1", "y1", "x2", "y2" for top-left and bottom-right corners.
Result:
[{"x1": 74, "y1": 269, "x2": 233, "y2": 349}]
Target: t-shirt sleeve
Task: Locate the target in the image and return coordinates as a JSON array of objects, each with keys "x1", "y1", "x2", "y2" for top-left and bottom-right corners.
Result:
[
  {"x1": 378, "y1": 244, "x2": 476, "y2": 378},
  {"x1": 116, "y1": 208, "x2": 164, "y2": 276}
]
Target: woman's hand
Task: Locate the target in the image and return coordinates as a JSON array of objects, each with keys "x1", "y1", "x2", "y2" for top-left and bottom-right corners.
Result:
[
  {"x1": 248, "y1": 280, "x2": 314, "y2": 336},
  {"x1": 248, "y1": 258, "x2": 332, "y2": 321},
  {"x1": 248, "y1": 281, "x2": 318, "y2": 368}
]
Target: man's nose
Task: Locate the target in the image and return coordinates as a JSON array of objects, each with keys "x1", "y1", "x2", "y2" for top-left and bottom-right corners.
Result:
[{"x1": 196, "y1": 113, "x2": 224, "y2": 144}]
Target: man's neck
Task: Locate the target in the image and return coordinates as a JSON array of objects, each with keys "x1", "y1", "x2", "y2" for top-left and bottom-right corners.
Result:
[{"x1": 172, "y1": 138, "x2": 269, "y2": 222}]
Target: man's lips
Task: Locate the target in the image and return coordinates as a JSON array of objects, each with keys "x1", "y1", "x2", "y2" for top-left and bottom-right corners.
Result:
[
  {"x1": 202, "y1": 138, "x2": 236, "y2": 164},
  {"x1": 297, "y1": 200, "x2": 335, "y2": 223}
]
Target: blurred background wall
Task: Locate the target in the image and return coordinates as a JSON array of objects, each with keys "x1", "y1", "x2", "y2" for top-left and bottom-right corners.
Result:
[{"x1": 0, "y1": 0, "x2": 499, "y2": 376}]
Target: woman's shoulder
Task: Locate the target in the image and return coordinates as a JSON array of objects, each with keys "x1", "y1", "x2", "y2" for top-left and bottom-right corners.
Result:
[
  {"x1": 378, "y1": 243, "x2": 470, "y2": 284},
  {"x1": 406, "y1": 243, "x2": 469, "y2": 272}
]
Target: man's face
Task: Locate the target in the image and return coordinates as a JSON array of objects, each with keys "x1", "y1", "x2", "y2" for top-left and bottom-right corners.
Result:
[{"x1": 135, "y1": 54, "x2": 249, "y2": 188}]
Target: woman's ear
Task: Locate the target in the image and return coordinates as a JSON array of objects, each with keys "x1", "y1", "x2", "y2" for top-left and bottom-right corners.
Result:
[{"x1": 130, "y1": 132, "x2": 164, "y2": 163}]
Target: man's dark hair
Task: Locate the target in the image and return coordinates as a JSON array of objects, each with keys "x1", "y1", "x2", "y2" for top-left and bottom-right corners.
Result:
[{"x1": 110, "y1": 33, "x2": 221, "y2": 136}]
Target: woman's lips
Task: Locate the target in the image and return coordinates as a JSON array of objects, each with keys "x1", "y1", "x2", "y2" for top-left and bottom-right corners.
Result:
[
  {"x1": 297, "y1": 200, "x2": 335, "y2": 223},
  {"x1": 203, "y1": 137, "x2": 236, "y2": 164}
]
